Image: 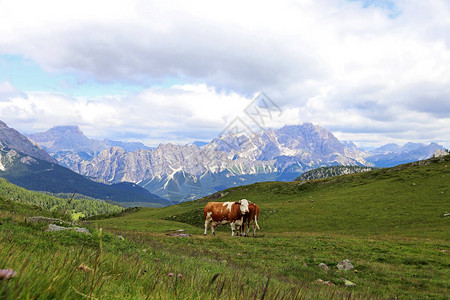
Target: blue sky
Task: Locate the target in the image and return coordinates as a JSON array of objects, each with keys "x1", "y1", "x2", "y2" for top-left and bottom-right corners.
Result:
[{"x1": 0, "y1": 0, "x2": 449, "y2": 148}]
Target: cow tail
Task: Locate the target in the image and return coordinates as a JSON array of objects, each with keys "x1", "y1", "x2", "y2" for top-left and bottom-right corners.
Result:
[{"x1": 255, "y1": 215, "x2": 260, "y2": 230}]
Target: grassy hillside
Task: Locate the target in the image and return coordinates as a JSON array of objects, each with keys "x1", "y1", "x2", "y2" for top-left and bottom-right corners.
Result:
[
  {"x1": 0, "y1": 177, "x2": 122, "y2": 220},
  {"x1": 121, "y1": 155, "x2": 449, "y2": 239},
  {"x1": 1, "y1": 155, "x2": 449, "y2": 299}
]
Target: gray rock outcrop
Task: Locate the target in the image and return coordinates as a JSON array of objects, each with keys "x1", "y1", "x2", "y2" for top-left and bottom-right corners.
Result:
[
  {"x1": 337, "y1": 259, "x2": 354, "y2": 271},
  {"x1": 46, "y1": 224, "x2": 90, "y2": 234}
]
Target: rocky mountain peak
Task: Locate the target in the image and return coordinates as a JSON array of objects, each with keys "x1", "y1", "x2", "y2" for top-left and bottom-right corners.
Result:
[
  {"x1": 49, "y1": 125, "x2": 83, "y2": 134},
  {"x1": 0, "y1": 120, "x2": 56, "y2": 163}
]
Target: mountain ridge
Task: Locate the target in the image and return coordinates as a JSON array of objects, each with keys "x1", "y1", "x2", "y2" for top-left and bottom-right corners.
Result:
[
  {"x1": 30, "y1": 123, "x2": 370, "y2": 201},
  {"x1": 25, "y1": 122, "x2": 446, "y2": 202},
  {"x1": 0, "y1": 120, "x2": 57, "y2": 164},
  {"x1": 0, "y1": 120, "x2": 172, "y2": 207}
]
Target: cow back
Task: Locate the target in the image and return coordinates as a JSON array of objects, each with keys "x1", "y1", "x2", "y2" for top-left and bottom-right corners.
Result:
[{"x1": 204, "y1": 201, "x2": 242, "y2": 222}]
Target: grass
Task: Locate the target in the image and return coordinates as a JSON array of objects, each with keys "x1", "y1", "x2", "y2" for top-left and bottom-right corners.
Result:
[{"x1": 1, "y1": 155, "x2": 449, "y2": 298}]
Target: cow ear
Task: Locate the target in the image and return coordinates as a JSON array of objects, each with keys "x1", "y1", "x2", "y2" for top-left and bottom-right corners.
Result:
[{"x1": 234, "y1": 201, "x2": 240, "y2": 205}]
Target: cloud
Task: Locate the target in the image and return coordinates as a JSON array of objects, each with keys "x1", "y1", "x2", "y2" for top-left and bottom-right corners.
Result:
[
  {"x1": 0, "y1": 83, "x2": 255, "y2": 145},
  {"x1": 0, "y1": 81, "x2": 27, "y2": 100},
  {"x1": 0, "y1": 0, "x2": 450, "y2": 147}
]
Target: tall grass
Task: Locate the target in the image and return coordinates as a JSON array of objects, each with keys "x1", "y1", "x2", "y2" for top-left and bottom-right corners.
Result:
[{"x1": 1, "y1": 217, "x2": 354, "y2": 299}]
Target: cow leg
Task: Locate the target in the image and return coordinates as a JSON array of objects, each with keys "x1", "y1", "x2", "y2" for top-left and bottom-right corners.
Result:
[
  {"x1": 230, "y1": 222, "x2": 236, "y2": 236},
  {"x1": 204, "y1": 212, "x2": 212, "y2": 235},
  {"x1": 211, "y1": 222, "x2": 217, "y2": 236},
  {"x1": 204, "y1": 220, "x2": 209, "y2": 235},
  {"x1": 245, "y1": 220, "x2": 251, "y2": 237}
]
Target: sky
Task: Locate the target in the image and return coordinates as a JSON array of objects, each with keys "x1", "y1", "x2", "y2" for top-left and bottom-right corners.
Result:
[{"x1": 0, "y1": 0, "x2": 449, "y2": 148}]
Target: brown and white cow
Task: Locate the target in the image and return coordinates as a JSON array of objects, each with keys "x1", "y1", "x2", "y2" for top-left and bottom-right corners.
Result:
[
  {"x1": 241, "y1": 203, "x2": 260, "y2": 237},
  {"x1": 203, "y1": 199, "x2": 250, "y2": 236}
]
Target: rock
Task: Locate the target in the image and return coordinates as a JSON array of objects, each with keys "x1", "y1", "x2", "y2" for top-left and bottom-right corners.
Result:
[
  {"x1": 73, "y1": 227, "x2": 90, "y2": 234},
  {"x1": 165, "y1": 232, "x2": 191, "y2": 237},
  {"x1": 46, "y1": 224, "x2": 90, "y2": 234},
  {"x1": 318, "y1": 263, "x2": 329, "y2": 270},
  {"x1": 27, "y1": 216, "x2": 73, "y2": 225},
  {"x1": 432, "y1": 149, "x2": 449, "y2": 158},
  {"x1": 337, "y1": 259, "x2": 354, "y2": 271},
  {"x1": 342, "y1": 278, "x2": 356, "y2": 286},
  {"x1": 314, "y1": 279, "x2": 335, "y2": 286}
]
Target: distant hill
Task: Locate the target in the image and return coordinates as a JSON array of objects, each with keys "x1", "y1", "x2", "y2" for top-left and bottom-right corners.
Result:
[
  {"x1": 365, "y1": 142, "x2": 444, "y2": 167},
  {"x1": 294, "y1": 165, "x2": 376, "y2": 181},
  {"x1": 0, "y1": 145, "x2": 171, "y2": 207}
]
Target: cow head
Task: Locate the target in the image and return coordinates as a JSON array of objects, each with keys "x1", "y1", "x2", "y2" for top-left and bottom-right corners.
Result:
[{"x1": 237, "y1": 199, "x2": 250, "y2": 215}]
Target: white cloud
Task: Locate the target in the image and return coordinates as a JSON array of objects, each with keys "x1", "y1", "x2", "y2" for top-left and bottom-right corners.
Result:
[
  {"x1": 0, "y1": 83, "x2": 254, "y2": 145},
  {"x1": 0, "y1": 0, "x2": 450, "y2": 147}
]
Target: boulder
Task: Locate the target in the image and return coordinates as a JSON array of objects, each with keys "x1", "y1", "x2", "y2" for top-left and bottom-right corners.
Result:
[
  {"x1": 337, "y1": 259, "x2": 354, "y2": 271},
  {"x1": 46, "y1": 224, "x2": 90, "y2": 234},
  {"x1": 342, "y1": 278, "x2": 356, "y2": 286}
]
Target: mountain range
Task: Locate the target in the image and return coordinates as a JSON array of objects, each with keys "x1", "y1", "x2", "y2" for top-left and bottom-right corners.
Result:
[
  {"x1": 23, "y1": 123, "x2": 445, "y2": 202},
  {"x1": 1, "y1": 119, "x2": 445, "y2": 203},
  {"x1": 0, "y1": 121, "x2": 169, "y2": 207},
  {"x1": 364, "y1": 142, "x2": 444, "y2": 167}
]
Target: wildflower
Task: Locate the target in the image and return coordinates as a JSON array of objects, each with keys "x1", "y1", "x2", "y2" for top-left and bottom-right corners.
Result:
[
  {"x1": 168, "y1": 273, "x2": 174, "y2": 277},
  {"x1": 178, "y1": 273, "x2": 183, "y2": 278},
  {"x1": 0, "y1": 269, "x2": 17, "y2": 280}
]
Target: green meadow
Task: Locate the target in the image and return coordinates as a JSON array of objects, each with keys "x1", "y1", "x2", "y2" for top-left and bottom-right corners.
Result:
[{"x1": 1, "y1": 155, "x2": 449, "y2": 299}]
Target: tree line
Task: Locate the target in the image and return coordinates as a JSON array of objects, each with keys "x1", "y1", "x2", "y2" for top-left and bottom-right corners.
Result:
[{"x1": 0, "y1": 178, "x2": 123, "y2": 220}]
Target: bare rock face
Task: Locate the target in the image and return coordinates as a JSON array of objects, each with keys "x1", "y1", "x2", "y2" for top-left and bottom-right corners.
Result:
[
  {"x1": 60, "y1": 123, "x2": 369, "y2": 183},
  {"x1": 25, "y1": 123, "x2": 373, "y2": 201},
  {"x1": 431, "y1": 149, "x2": 449, "y2": 158},
  {"x1": 0, "y1": 120, "x2": 56, "y2": 164}
]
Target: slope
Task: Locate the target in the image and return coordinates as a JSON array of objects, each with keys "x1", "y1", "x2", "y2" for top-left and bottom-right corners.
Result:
[
  {"x1": 0, "y1": 146, "x2": 171, "y2": 207},
  {"x1": 106, "y1": 154, "x2": 450, "y2": 239},
  {"x1": 0, "y1": 120, "x2": 56, "y2": 163},
  {"x1": 88, "y1": 154, "x2": 449, "y2": 298},
  {"x1": 1, "y1": 156, "x2": 449, "y2": 299},
  {"x1": 0, "y1": 177, "x2": 122, "y2": 219}
]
